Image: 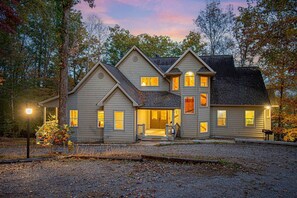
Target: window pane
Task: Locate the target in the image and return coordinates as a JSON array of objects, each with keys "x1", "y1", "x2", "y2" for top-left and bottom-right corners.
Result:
[
  {"x1": 184, "y1": 97, "x2": 194, "y2": 114},
  {"x1": 70, "y1": 110, "x2": 78, "y2": 127},
  {"x1": 200, "y1": 94, "x2": 207, "y2": 107},
  {"x1": 245, "y1": 111, "x2": 255, "y2": 127},
  {"x1": 217, "y1": 110, "x2": 226, "y2": 126},
  {"x1": 200, "y1": 76, "x2": 208, "y2": 87},
  {"x1": 200, "y1": 122, "x2": 208, "y2": 133},
  {"x1": 185, "y1": 71, "x2": 195, "y2": 87},
  {"x1": 114, "y1": 111, "x2": 124, "y2": 130},
  {"x1": 160, "y1": 111, "x2": 167, "y2": 120},
  {"x1": 141, "y1": 77, "x2": 159, "y2": 86},
  {"x1": 150, "y1": 77, "x2": 159, "y2": 86},
  {"x1": 98, "y1": 111, "x2": 104, "y2": 128},
  {"x1": 172, "y1": 77, "x2": 179, "y2": 91}
]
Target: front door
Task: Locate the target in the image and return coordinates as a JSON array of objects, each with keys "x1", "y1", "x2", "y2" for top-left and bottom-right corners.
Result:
[{"x1": 150, "y1": 110, "x2": 168, "y2": 129}]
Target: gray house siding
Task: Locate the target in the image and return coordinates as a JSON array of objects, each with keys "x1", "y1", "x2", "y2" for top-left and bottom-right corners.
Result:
[
  {"x1": 210, "y1": 106, "x2": 265, "y2": 139},
  {"x1": 117, "y1": 50, "x2": 169, "y2": 91},
  {"x1": 103, "y1": 89, "x2": 135, "y2": 143},
  {"x1": 174, "y1": 53, "x2": 211, "y2": 138}
]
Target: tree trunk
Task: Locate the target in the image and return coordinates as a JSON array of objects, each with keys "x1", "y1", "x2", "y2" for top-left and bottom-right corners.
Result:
[{"x1": 58, "y1": 2, "x2": 71, "y2": 126}]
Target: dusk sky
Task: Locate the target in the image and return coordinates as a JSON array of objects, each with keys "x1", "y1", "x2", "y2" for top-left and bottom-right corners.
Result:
[{"x1": 75, "y1": 0, "x2": 248, "y2": 41}]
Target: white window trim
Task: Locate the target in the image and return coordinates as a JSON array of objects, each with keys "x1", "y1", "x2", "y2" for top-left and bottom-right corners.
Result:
[
  {"x1": 217, "y1": 110, "x2": 227, "y2": 127},
  {"x1": 200, "y1": 121, "x2": 208, "y2": 133},
  {"x1": 172, "y1": 76, "x2": 179, "y2": 91},
  {"x1": 245, "y1": 110, "x2": 255, "y2": 127},
  {"x1": 97, "y1": 110, "x2": 104, "y2": 128},
  {"x1": 69, "y1": 110, "x2": 78, "y2": 128},
  {"x1": 114, "y1": 111, "x2": 125, "y2": 131},
  {"x1": 140, "y1": 76, "x2": 159, "y2": 87},
  {"x1": 184, "y1": 96, "x2": 195, "y2": 114},
  {"x1": 184, "y1": 71, "x2": 195, "y2": 87},
  {"x1": 200, "y1": 93, "x2": 208, "y2": 107},
  {"x1": 200, "y1": 76, "x2": 208, "y2": 87}
]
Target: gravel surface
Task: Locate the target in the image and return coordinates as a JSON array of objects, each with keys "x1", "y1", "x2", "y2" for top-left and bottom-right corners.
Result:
[{"x1": 0, "y1": 143, "x2": 296, "y2": 197}]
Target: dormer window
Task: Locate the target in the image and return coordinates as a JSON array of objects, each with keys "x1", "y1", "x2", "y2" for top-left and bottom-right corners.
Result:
[
  {"x1": 200, "y1": 76, "x2": 208, "y2": 87},
  {"x1": 141, "y1": 77, "x2": 159, "y2": 86},
  {"x1": 184, "y1": 71, "x2": 195, "y2": 87},
  {"x1": 172, "y1": 77, "x2": 179, "y2": 91}
]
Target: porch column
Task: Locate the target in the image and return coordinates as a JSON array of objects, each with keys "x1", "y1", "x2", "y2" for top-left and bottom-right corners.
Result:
[
  {"x1": 43, "y1": 107, "x2": 47, "y2": 124},
  {"x1": 172, "y1": 110, "x2": 175, "y2": 125}
]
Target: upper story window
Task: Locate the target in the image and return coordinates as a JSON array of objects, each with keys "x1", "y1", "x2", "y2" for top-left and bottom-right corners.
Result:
[
  {"x1": 245, "y1": 110, "x2": 255, "y2": 127},
  {"x1": 69, "y1": 110, "x2": 78, "y2": 127},
  {"x1": 97, "y1": 111, "x2": 104, "y2": 128},
  {"x1": 172, "y1": 76, "x2": 179, "y2": 91},
  {"x1": 184, "y1": 96, "x2": 195, "y2": 114},
  {"x1": 200, "y1": 76, "x2": 208, "y2": 87},
  {"x1": 184, "y1": 71, "x2": 195, "y2": 87},
  {"x1": 141, "y1": 77, "x2": 159, "y2": 86},
  {"x1": 217, "y1": 110, "x2": 226, "y2": 126},
  {"x1": 200, "y1": 93, "x2": 208, "y2": 107}
]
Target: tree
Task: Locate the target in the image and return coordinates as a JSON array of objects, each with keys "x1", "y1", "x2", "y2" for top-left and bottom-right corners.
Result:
[
  {"x1": 194, "y1": 0, "x2": 235, "y2": 55},
  {"x1": 55, "y1": 0, "x2": 94, "y2": 126},
  {"x1": 237, "y1": 0, "x2": 297, "y2": 134},
  {"x1": 0, "y1": 0, "x2": 21, "y2": 34},
  {"x1": 181, "y1": 31, "x2": 206, "y2": 54}
]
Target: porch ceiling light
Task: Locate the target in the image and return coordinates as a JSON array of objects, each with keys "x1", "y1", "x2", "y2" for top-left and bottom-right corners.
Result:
[
  {"x1": 265, "y1": 106, "x2": 271, "y2": 110},
  {"x1": 25, "y1": 108, "x2": 33, "y2": 115}
]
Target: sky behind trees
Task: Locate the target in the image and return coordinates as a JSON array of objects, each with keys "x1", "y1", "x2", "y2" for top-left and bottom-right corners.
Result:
[{"x1": 75, "y1": 0, "x2": 248, "y2": 41}]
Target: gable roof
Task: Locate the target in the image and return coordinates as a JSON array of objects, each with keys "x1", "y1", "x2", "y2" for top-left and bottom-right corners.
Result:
[
  {"x1": 141, "y1": 91, "x2": 181, "y2": 108},
  {"x1": 165, "y1": 49, "x2": 216, "y2": 74},
  {"x1": 39, "y1": 61, "x2": 120, "y2": 106},
  {"x1": 115, "y1": 46, "x2": 165, "y2": 77}
]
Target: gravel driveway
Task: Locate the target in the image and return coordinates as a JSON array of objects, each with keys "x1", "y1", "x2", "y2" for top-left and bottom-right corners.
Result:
[{"x1": 0, "y1": 143, "x2": 296, "y2": 197}]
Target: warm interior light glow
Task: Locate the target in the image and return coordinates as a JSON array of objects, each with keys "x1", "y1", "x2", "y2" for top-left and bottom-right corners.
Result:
[
  {"x1": 265, "y1": 106, "x2": 271, "y2": 109},
  {"x1": 25, "y1": 108, "x2": 33, "y2": 115}
]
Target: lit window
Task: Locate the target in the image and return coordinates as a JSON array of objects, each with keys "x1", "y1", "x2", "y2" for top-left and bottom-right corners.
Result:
[
  {"x1": 200, "y1": 122, "x2": 208, "y2": 133},
  {"x1": 69, "y1": 110, "x2": 78, "y2": 127},
  {"x1": 200, "y1": 93, "x2": 208, "y2": 107},
  {"x1": 200, "y1": 76, "x2": 208, "y2": 87},
  {"x1": 184, "y1": 96, "x2": 194, "y2": 114},
  {"x1": 217, "y1": 110, "x2": 226, "y2": 126},
  {"x1": 161, "y1": 111, "x2": 167, "y2": 120},
  {"x1": 245, "y1": 110, "x2": 255, "y2": 127},
  {"x1": 97, "y1": 111, "x2": 104, "y2": 128},
  {"x1": 141, "y1": 77, "x2": 159, "y2": 86},
  {"x1": 114, "y1": 111, "x2": 124, "y2": 130},
  {"x1": 172, "y1": 77, "x2": 179, "y2": 91},
  {"x1": 184, "y1": 71, "x2": 195, "y2": 87}
]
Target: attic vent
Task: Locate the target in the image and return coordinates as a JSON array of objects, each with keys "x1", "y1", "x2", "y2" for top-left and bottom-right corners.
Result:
[
  {"x1": 133, "y1": 56, "x2": 138, "y2": 62},
  {"x1": 98, "y1": 72, "x2": 104, "y2": 79}
]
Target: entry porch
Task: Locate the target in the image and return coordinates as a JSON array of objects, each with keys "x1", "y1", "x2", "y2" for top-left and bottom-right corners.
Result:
[{"x1": 136, "y1": 109, "x2": 181, "y2": 140}]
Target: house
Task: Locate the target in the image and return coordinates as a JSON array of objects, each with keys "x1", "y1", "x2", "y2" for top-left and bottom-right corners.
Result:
[{"x1": 39, "y1": 46, "x2": 271, "y2": 143}]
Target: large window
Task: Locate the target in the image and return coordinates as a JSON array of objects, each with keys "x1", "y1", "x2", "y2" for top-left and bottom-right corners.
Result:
[
  {"x1": 69, "y1": 110, "x2": 78, "y2": 127},
  {"x1": 200, "y1": 122, "x2": 208, "y2": 133},
  {"x1": 141, "y1": 77, "x2": 159, "y2": 86},
  {"x1": 172, "y1": 76, "x2": 179, "y2": 91},
  {"x1": 200, "y1": 93, "x2": 208, "y2": 107},
  {"x1": 97, "y1": 111, "x2": 104, "y2": 128},
  {"x1": 184, "y1": 71, "x2": 195, "y2": 87},
  {"x1": 200, "y1": 76, "x2": 208, "y2": 87},
  {"x1": 245, "y1": 110, "x2": 255, "y2": 127},
  {"x1": 114, "y1": 111, "x2": 124, "y2": 130},
  {"x1": 184, "y1": 96, "x2": 195, "y2": 114},
  {"x1": 217, "y1": 110, "x2": 226, "y2": 126}
]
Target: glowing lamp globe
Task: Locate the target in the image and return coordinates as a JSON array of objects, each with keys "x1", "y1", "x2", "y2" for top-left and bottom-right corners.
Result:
[{"x1": 25, "y1": 108, "x2": 33, "y2": 115}]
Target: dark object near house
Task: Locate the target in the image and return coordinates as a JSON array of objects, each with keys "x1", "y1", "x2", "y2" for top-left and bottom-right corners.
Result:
[{"x1": 262, "y1": 129, "x2": 273, "y2": 140}]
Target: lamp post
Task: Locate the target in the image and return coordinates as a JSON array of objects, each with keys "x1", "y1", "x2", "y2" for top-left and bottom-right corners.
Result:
[{"x1": 25, "y1": 108, "x2": 33, "y2": 158}]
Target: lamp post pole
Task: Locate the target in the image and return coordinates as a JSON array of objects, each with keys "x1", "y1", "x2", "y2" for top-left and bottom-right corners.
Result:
[
  {"x1": 25, "y1": 108, "x2": 32, "y2": 158},
  {"x1": 27, "y1": 115, "x2": 30, "y2": 158}
]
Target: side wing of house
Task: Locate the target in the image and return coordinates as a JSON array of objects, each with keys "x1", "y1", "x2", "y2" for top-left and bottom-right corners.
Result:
[
  {"x1": 116, "y1": 47, "x2": 169, "y2": 91},
  {"x1": 40, "y1": 63, "x2": 118, "y2": 142}
]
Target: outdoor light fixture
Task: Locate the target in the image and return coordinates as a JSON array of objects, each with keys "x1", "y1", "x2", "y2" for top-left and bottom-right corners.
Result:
[
  {"x1": 25, "y1": 107, "x2": 33, "y2": 158},
  {"x1": 265, "y1": 106, "x2": 271, "y2": 110},
  {"x1": 26, "y1": 108, "x2": 33, "y2": 115}
]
